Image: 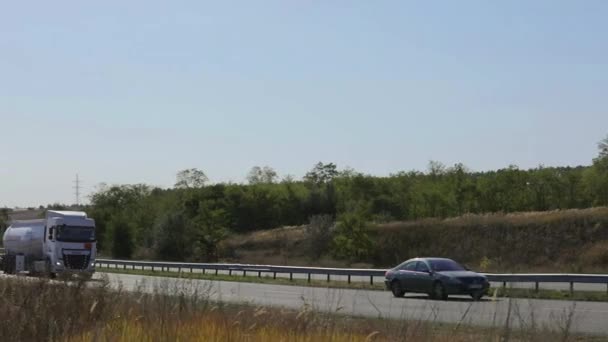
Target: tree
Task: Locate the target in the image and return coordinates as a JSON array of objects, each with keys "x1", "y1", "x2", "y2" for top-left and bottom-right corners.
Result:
[
  {"x1": 175, "y1": 168, "x2": 208, "y2": 188},
  {"x1": 338, "y1": 167, "x2": 358, "y2": 178},
  {"x1": 106, "y1": 215, "x2": 135, "y2": 259},
  {"x1": 281, "y1": 174, "x2": 295, "y2": 183},
  {"x1": 304, "y1": 162, "x2": 339, "y2": 218},
  {"x1": 247, "y1": 166, "x2": 278, "y2": 184},
  {"x1": 597, "y1": 135, "x2": 608, "y2": 162},
  {"x1": 192, "y1": 204, "x2": 229, "y2": 262},
  {"x1": 0, "y1": 208, "x2": 9, "y2": 233},
  {"x1": 304, "y1": 162, "x2": 338, "y2": 185},
  {"x1": 88, "y1": 184, "x2": 151, "y2": 252},
  {"x1": 583, "y1": 136, "x2": 608, "y2": 206},
  {"x1": 582, "y1": 163, "x2": 608, "y2": 206},
  {"x1": 448, "y1": 163, "x2": 472, "y2": 215},
  {"x1": 427, "y1": 160, "x2": 446, "y2": 179},
  {"x1": 154, "y1": 212, "x2": 195, "y2": 261}
]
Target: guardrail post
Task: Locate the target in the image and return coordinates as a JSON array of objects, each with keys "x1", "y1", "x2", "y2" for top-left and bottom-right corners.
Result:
[
  {"x1": 327, "y1": 274, "x2": 330, "y2": 282},
  {"x1": 215, "y1": 269, "x2": 218, "y2": 276},
  {"x1": 307, "y1": 273, "x2": 311, "y2": 283},
  {"x1": 535, "y1": 282, "x2": 539, "y2": 293},
  {"x1": 202, "y1": 269, "x2": 205, "y2": 275},
  {"x1": 190, "y1": 267, "x2": 193, "y2": 273},
  {"x1": 290, "y1": 272, "x2": 293, "y2": 281},
  {"x1": 123, "y1": 264, "x2": 126, "y2": 270},
  {"x1": 152, "y1": 266, "x2": 155, "y2": 272},
  {"x1": 370, "y1": 276, "x2": 373, "y2": 286},
  {"x1": 243, "y1": 270, "x2": 247, "y2": 277},
  {"x1": 273, "y1": 272, "x2": 276, "y2": 279},
  {"x1": 570, "y1": 282, "x2": 574, "y2": 295},
  {"x1": 229, "y1": 270, "x2": 232, "y2": 276},
  {"x1": 258, "y1": 271, "x2": 261, "y2": 278},
  {"x1": 348, "y1": 275, "x2": 351, "y2": 284}
]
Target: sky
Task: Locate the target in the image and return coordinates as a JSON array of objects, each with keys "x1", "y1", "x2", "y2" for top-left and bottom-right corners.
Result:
[{"x1": 1, "y1": 1, "x2": 607, "y2": 207}]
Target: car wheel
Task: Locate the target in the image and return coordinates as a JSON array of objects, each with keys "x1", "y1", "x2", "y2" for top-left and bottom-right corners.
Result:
[
  {"x1": 391, "y1": 280, "x2": 405, "y2": 298},
  {"x1": 431, "y1": 282, "x2": 448, "y2": 300},
  {"x1": 471, "y1": 291, "x2": 484, "y2": 301}
]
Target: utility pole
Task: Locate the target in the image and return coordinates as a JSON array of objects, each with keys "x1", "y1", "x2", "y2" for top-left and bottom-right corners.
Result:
[{"x1": 73, "y1": 174, "x2": 82, "y2": 207}]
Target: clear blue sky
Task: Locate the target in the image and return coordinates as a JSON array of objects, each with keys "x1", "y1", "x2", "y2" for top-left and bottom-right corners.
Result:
[{"x1": 1, "y1": 1, "x2": 607, "y2": 207}]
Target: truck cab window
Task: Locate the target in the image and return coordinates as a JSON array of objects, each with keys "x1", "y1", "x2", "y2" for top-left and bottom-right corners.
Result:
[
  {"x1": 56, "y1": 226, "x2": 96, "y2": 242},
  {"x1": 48, "y1": 227, "x2": 54, "y2": 241}
]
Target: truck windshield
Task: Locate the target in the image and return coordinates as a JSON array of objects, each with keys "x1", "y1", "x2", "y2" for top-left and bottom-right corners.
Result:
[{"x1": 56, "y1": 226, "x2": 96, "y2": 242}]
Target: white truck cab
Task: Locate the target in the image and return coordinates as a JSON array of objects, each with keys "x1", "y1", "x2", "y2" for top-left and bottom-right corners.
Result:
[{"x1": 45, "y1": 211, "x2": 96, "y2": 275}]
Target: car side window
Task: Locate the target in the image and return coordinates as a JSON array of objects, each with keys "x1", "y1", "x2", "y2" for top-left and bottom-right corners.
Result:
[
  {"x1": 416, "y1": 262, "x2": 429, "y2": 273},
  {"x1": 400, "y1": 262, "x2": 417, "y2": 271}
]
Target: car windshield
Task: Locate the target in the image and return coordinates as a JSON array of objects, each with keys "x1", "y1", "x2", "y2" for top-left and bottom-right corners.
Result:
[
  {"x1": 56, "y1": 226, "x2": 96, "y2": 242},
  {"x1": 429, "y1": 259, "x2": 465, "y2": 272}
]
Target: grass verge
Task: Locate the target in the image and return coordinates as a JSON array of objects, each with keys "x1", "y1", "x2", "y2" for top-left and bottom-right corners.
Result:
[
  {"x1": 97, "y1": 266, "x2": 608, "y2": 302},
  {"x1": 0, "y1": 274, "x2": 602, "y2": 341}
]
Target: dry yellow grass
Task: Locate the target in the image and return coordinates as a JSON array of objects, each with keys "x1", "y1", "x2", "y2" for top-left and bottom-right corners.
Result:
[
  {"x1": 0, "y1": 275, "x2": 596, "y2": 342},
  {"x1": 69, "y1": 315, "x2": 381, "y2": 342}
]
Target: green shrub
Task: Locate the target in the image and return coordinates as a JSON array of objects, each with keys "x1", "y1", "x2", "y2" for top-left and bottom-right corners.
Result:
[{"x1": 332, "y1": 211, "x2": 374, "y2": 263}]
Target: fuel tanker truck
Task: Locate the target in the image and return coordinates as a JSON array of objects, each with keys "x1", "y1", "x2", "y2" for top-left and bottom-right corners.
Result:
[{"x1": 1, "y1": 210, "x2": 96, "y2": 279}]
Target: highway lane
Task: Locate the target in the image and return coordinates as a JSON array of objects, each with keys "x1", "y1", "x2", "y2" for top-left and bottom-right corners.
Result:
[
  {"x1": 98, "y1": 272, "x2": 608, "y2": 335},
  {"x1": 101, "y1": 264, "x2": 608, "y2": 292}
]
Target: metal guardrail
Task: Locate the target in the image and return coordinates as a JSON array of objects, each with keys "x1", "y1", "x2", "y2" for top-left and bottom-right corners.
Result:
[
  {"x1": 96, "y1": 259, "x2": 386, "y2": 284},
  {"x1": 95, "y1": 259, "x2": 608, "y2": 293}
]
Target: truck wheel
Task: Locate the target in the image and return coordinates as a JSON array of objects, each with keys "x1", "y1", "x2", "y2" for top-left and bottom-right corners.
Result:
[
  {"x1": 4, "y1": 255, "x2": 15, "y2": 274},
  {"x1": 45, "y1": 260, "x2": 56, "y2": 279}
]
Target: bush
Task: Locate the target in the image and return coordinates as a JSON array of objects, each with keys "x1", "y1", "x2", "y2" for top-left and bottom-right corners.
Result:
[
  {"x1": 304, "y1": 215, "x2": 335, "y2": 260},
  {"x1": 332, "y1": 211, "x2": 374, "y2": 263},
  {"x1": 579, "y1": 241, "x2": 608, "y2": 267}
]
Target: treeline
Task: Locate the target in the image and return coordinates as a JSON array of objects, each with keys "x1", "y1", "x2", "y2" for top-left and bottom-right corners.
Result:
[
  {"x1": 88, "y1": 137, "x2": 608, "y2": 261},
  {"x1": 0, "y1": 209, "x2": 9, "y2": 232}
]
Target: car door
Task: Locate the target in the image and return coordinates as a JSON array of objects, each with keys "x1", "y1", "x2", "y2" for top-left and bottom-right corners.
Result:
[
  {"x1": 396, "y1": 261, "x2": 417, "y2": 291},
  {"x1": 414, "y1": 261, "x2": 434, "y2": 293}
]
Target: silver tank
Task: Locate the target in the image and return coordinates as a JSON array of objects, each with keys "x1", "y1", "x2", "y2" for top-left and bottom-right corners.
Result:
[{"x1": 3, "y1": 219, "x2": 45, "y2": 259}]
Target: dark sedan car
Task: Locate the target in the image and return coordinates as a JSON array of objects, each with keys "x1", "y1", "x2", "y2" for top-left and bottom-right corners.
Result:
[{"x1": 384, "y1": 257, "x2": 490, "y2": 300}]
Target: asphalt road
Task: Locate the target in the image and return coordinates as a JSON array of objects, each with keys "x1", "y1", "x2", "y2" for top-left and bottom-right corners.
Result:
[
  {"x1": 98, "y1": 272, "x2": 608, "y2": 336},
  {"x1": 102, "y1": 264, "x2": 608, "y2": 292}
]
